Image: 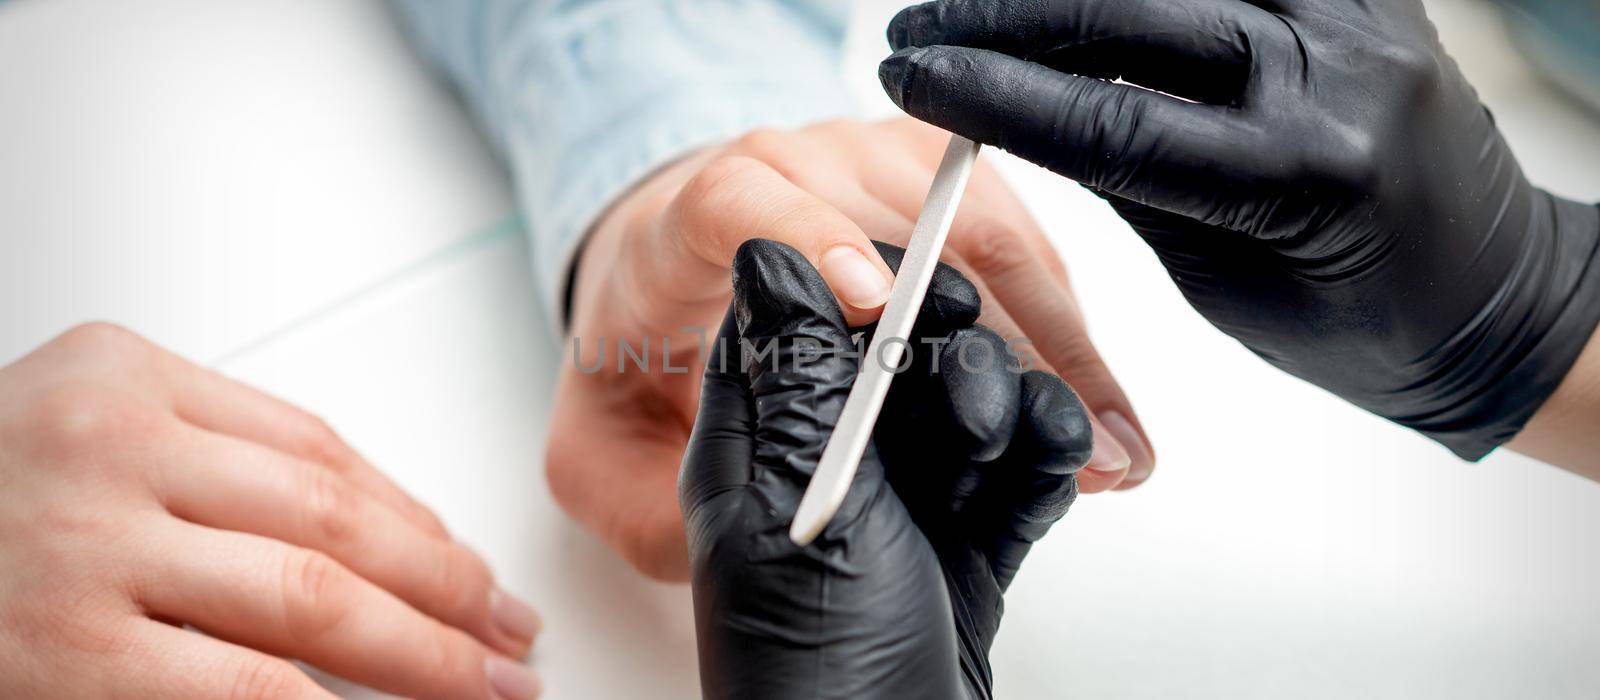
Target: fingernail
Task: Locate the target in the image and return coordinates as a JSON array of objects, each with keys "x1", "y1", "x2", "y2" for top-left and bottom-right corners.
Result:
[
  {"x1": 820, "y1": 246, "x2": 892, "y2": 309},
  {"x1": 1086, "y1": 413, "x2": 1133, "y2": 473},
  {"x1": 1100, "y1": 410, "x2": 1152, "y2": 484},
  {"x1": 491, "y1": 587, "x2": 542, "y2": 644},
  {"x1": 486, "y1": 656, "x2": 542, "y2": 700}
]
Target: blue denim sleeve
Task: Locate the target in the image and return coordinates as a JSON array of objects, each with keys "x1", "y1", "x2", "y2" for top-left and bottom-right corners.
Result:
[{"x1": 389, "y1": 0, "x2": 859, "y2": 327}]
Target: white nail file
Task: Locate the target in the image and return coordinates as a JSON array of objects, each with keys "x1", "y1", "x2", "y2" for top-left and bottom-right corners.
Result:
[{"x1": 789, "y1": 134, "x2": 981, "y2": 546}]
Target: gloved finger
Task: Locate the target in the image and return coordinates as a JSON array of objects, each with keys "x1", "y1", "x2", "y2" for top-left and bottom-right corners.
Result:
[
  {"x1": 870, "y1": 239, "x2": 981, "y2": 334},
  {"x1": 729, "y1": 239, "x2": 902, "y2": 546},
  {"x1": 879, "y1": 117, "x2": 1078, "y2": 290},
  {"x1": 937, "y1": 183, "x2": 1156, "y2": 485},
  {"x1": 679, "y1": 311, "x2": 759, "y2": 523},
  {"x1": 980, "y1": 370, "x2": 1093, "y2": 589},
  {"x1": 929, "y1": 325, "x2": 1023, "y2": 464},
  {"x1": 879, "y1": 45, "x2": 1267, "y2": 224},
  {"x1": 852, "y1": 143, "x2": 1139, "y2": 487},
  {"x1": 888, "y1": 0, "x2": 1280, "y2": 105},
  {"x1": 678, "y1": 236, "x2": 980, "y2": 563},
  {"x1": 876, "y1": 325, "x2": 1022, "y2": 523},
  {"x1": 649, "y1": 153, "x2": 896, "y2": 326}
]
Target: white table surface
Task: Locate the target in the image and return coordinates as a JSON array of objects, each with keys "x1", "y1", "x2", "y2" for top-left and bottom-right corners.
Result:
[{"x1": 2, "y1": 1, "x2": 1598, "y2": 698}]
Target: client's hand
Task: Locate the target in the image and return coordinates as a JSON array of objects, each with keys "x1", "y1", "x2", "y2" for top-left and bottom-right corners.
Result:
[
  {"x1": 550, "y1": 117, "x2": 1144, "y2": 581},
  {"x1": 0, "y1": 324, "x2": 542, "y2": 700},
  {"x1": 681, "y1": 240, "x2": 1091, "y2": 698}
]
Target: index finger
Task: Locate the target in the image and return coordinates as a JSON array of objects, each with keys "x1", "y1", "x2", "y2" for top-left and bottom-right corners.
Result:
[
  {"x1": 888, "y1": 0, "x2": 1273, "y2": 104},
  {"x1": 144, "y1": 339, "x2": 452, "y2": 539},
  {"x1": 879, "y1": 44, "x2": 1266, "y2": 224},
  {"x1": 643, "y1": 151, "x2": 897, "y2": 327}
]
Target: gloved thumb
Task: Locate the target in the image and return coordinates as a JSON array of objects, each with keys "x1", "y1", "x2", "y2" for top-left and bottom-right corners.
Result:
[{"x1": 678, "y1": 239, "x2": 861, "y2": 538}]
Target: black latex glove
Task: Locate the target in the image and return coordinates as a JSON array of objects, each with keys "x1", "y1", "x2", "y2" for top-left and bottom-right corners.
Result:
[
  {"x1": 679, "y1": 240, "x2": 1092, "y2": 699},
  {"x1": 878, "y1": 0, "x2": 1600, "y2": 459}
]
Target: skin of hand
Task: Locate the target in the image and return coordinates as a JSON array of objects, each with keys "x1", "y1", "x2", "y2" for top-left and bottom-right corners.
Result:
[
  {"x1": 548, "y1": 117, "x2": 1150, "y2": 582},
  {"x1": 681, "y1": 240, "x2": 1091, "y2": 699},
  {"x1": 0, "y1": 324, "x2": 542, "y2": 700},
  {"x1": 879, "y1": 0, "x2": 1600, "y2": 463}
]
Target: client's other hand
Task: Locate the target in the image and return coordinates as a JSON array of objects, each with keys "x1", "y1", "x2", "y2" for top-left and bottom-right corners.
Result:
[
  {"x1": 0, "y1": 325, "x2": 541, "y2": 700},
  {"x1": 681, "y1": 240, "x2": 1091, "y2": 698},
  {"x1": 549, "y1": 117, "x2": 1147, "y2": 581}
]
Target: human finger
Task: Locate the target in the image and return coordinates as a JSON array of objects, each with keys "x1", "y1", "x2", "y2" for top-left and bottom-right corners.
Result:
[
  {"x1": 144, "y1": 344, "x2": 451, "y2": 538},
  {"x1": 148, "y1": 424, "x2": 538, "y2": 657},
  {"x1": 855, "y1": 148, "x2": 1136, "y2": 490},
  {"x1": 129, "y1": 521, "x2": 537, "y2": 700},
  {"x1": 883, "y1": 126, "x2": 1158, "y2": 487},
  {"x1": 961, "y1": 277, "x2": 1131, "y2": 492},
  {"x1": 104, "y1": 620, "x2": 337, "y2": 700},
  {"x1": 642, "y1": 151, "x2": 897, "y2": 326}
]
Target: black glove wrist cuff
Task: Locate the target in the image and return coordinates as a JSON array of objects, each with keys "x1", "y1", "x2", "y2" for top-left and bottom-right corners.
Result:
[{"x1": 1419, "y1": 196, "x2": 1600, "y2": 459}]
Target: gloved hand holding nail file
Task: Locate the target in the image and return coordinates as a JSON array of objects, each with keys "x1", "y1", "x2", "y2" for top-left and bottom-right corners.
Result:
[
  {"x1": 879, "y1": 0, "x2": 1600, "y2": 459},
  {"x1": 680, "y1": 240, "x2": 1091, "y2": 699}
]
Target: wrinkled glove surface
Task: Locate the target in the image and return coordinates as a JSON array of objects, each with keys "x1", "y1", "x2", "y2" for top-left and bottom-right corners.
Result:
[
  {"x1": 879, "y1": 0, "x2": 1600, "y2": 458},
  {"x1": 680, "y1": 240, "x2": 1092, "y2": 699}
]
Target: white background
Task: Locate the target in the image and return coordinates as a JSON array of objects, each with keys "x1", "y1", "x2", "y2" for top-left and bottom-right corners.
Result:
[{"x1": 2, "y1": 0, "x2": 1598, "y2": 697}]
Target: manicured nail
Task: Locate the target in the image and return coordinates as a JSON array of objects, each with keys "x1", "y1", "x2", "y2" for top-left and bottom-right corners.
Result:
[
  {"x1": 486, "y1": 656, "x2": 541, "y2": 700},
  {"x1": 491, "y1": 587, "x2": 542, "y2": 644},
  {"x1": 1085, "y1": 413, "x2": 1133, "y2": 473},
  {"x1": 1100, "y1": 410, "x2": 1152, "y2": 484},
  {"x1": 820, "y1": 246, "x2": 893, "y2": 309}
]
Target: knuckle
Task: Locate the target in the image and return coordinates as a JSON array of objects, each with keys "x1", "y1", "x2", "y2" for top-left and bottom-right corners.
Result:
[
  {"x1": 960, "y1": 222, "x2": 1030, "y2": 275},
  {"x1": 669, "y1": 155, "x2": 771, "y2": 237},
  {"x1": 300, "y1": 469, "x2": 360, "y2": 546},
  {"x1": 665, "y1": 154, "x2": 791, "y2": 267},
  {"x1": 809, "y1": 117, "x2": 867, "y2": 138},
  {"x1": 1043, "y1": 250, "x2": 1072, "y2": 285},
  {"x1": 419, "y1": 625, "x2": 478, "y2": 695},
  {"x1": 54, "y1": 321, "x2": 141, "y2": 354},
  {"x1": 1314, "y1": 137, "x2": 1381, "y2": 194},
  {"x1": 281, "y1": 550, "x2": 353, "y2": 643},
  {"x1": 49, "y1": 322, "x2": 154, "y2": 371},
  {"x1": 228, "y1": 657, "x2": 304, "y2": 700},
  {"x1": 27, "y1": 383, "x2": 146, "y2": 454},
  {"x1": 679, "y1": 154, "x2": 770, "y2": 208},
  {"x1": 435, "y1": 547, "x2": 492, "y2": 622},
  {"x1": 290, "y1": 414, "x2": 350, "y2": 467},
  {"x1": 728, "y1": 127, "x2": 796, "y2": 162},
  {"x1": 1041, "y1": 324, "x2": 1102, "y2": 374},
  {"x1": 1379, "y1": 43, "x2": 1441, "y2": 95}
]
